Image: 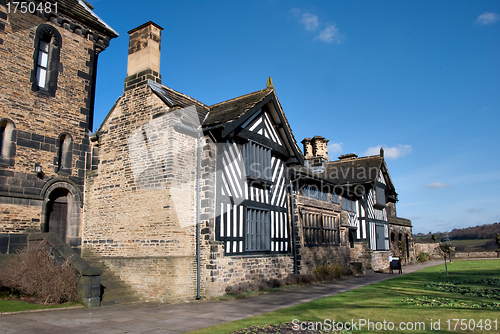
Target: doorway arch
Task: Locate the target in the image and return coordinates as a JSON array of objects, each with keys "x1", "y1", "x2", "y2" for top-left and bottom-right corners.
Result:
[{"x1": 40, "y1": 179, "x2": 83, "y2": 251}]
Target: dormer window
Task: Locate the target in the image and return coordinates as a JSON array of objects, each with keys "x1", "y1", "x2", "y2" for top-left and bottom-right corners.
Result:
[{"x1": 31, "y1": 24, "x2": 62, "y2": 96}]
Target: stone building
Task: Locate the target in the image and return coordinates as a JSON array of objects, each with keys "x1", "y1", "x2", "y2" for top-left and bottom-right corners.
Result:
[
  {"x1": 1, "y1": 9, "x2": 414, "y2": 304},
  {"x1": 295, "y1": 137, "x2": 415, "y2": 271},
  {"x1": 82, "y1": 21, "x2": 414, "y2": 304},
  {"x1": 0, "y1": 0, "x2": 117, "y2": 254}
]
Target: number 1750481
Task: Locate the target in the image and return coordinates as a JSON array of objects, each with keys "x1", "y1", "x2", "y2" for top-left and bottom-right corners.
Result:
[{"x1": 6, "y1": 2, "x2": 58, "y2": 14}]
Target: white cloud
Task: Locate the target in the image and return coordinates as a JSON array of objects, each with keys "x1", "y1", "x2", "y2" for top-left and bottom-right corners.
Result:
[
  {"x1": 327, "y1": 142, "x2": 343, "y2": 156},
  {"x1": 301, "y1": 13, "x2": 319, "y2": 31},
  {"x1": 466, "y1": 208, "x2": 483, "y2": 213},
  {"x1": 291, "y1": 9, "x2": 343, "y2": 43},
  {"x1": 317, "y1": 24, "x2": 342, "y2": 43},
  {"x1": 475, "y1": 12, "x2": 499, "y2": 25},
  {"x1": 425, "y1": 182, "x2": 451, "y2": 189},
  {"x1": 364, "y1": 145, "x2": 412, "y2": 159}
]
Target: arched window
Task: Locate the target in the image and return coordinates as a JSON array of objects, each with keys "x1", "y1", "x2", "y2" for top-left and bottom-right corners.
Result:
[
  {"x1": 31, "y1": 24, "x2": 62, "y2": 96},
  {"x1": 0, "y1": 119, "x2": 16, "y2": 165},
  {"x1": 57, "y1": 134, "x2": 72, "y2": 174}
]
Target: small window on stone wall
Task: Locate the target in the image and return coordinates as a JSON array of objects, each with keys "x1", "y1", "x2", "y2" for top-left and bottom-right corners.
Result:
[
  {"x1": 31, "y1": 24, "x2": 62, "y2": 97},
  {"x1": 56, "y1": 134, "x2": 72, "y2": 175},
  {"x1": 0, "y1": 119, "x2": 16, "y2": 165}
]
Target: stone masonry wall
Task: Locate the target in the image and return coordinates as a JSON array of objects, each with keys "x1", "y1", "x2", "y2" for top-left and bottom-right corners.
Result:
[
  {"x1": 389, "y1": 224, "x2": 414, "y2": 264},
  {"x1": 294, "y1": 194, "x2": 351, "y2": 274},
  {"x1": 0, "y1": 4, "x2": 105, "y2": 248},
  {"x1": 414, "y1": 243, "x2": 441, "y2": 259},
  {"x1": 83, "y1": 84, "x2": 200, "y2": 302},
  {"x1": 371, "y1": 250, "x2": 391, "y2": 272}
]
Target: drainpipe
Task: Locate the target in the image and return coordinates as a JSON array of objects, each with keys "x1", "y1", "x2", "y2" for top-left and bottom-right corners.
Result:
[
  {"x1": 196, "y1": 134, "x2": 201, "y2": 300},
  {"x1": 289, "y1": 180, "x2": 298, "y2": 275}
]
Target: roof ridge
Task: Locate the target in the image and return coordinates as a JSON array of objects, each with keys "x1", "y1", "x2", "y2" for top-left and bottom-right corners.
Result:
[{"x1": 209, "y1": 88, "x2": 272, "y2": 109}]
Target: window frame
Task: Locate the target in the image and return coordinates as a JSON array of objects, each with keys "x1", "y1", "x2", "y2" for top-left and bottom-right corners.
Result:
[
  {"x1": 31, "y1": 24, "x2": 62, "y2": 97},
  {"x1": 242, "y1": 140, "x2": 272, "y2": 187},
  {"x1": 301, "y1": 209, "x2": 339, "y2": 247},
  {"x1": 245, "y1": 207, "x2": 271, "y2": 252},
  {"x1": 374, "y1": 184, "x2": 386, "y2": 209},
  {"x1": 342, "y1": 198, "x2": 357, "y2": 212}
]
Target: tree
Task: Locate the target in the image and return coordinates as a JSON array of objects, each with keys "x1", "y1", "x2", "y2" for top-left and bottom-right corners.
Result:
[
  {"x1": 439, "y1": 233, "x2": 454, "y2": 277},
  {"x1": 439, "y1": 242, "x2": 452, "y2": 277}
]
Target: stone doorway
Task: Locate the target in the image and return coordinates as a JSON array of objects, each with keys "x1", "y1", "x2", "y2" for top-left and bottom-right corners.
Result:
[{"x1": 45, "y1": 188, "x2": 69, "y2": 242}]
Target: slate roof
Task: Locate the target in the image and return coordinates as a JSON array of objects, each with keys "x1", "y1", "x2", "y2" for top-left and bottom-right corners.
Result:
[
  {"x1": 148, "y1": 80, "x2": 210, "y2": 124},
  {"x1": 203, "y1": 88, "x2": 273, "y2": 127},
  {"x1": 56, "y1": 0, "x2": 119, "y2": 37},
  {"x1": 322, "y1": 155, "x2": 384, "y2": 185}
]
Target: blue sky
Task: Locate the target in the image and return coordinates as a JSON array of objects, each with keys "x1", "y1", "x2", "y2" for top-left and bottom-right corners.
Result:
[{"x1": 88, "y1": 0, "x2": 500, "y2": 234}]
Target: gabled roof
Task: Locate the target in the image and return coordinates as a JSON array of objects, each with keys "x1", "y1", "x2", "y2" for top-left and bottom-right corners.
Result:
[
  {"x1": 203, "y1": 88, "x2": 272, "y2": 127},
  {"x1": 202, "y1": 87, "x2": 304, "y2": 165}
]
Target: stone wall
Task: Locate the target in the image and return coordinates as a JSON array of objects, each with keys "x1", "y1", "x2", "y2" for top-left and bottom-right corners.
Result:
[
  {"x1": 371, "y1": 250, "x2": 391, "y2": 271},
  {"x1": 453, "y1": 251, "x2": 499, "y2": 259},
  {"x1": 388, "y1": 224, "x2": 414, "y2": 264},
  {"x1": 0, "y1": 3, "x2": 114, "y2": 252},
  {"x1": 99, "y1": 256, "x2": 197, "y2": 303},
  {"x1": 83, "y1": 80, "x2": 206, "y2": 302},
  {"x1": 414, "y1": 243, "x2": 441, "y2": 258}
]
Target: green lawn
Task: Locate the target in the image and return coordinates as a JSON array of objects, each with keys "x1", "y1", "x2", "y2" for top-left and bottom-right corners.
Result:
[
  {"x1": 0, "y1": 299, "x2": 81, "y2": 313},
  {"x1": 188, "y1": 260, "x2": 500, "y2": 334}
]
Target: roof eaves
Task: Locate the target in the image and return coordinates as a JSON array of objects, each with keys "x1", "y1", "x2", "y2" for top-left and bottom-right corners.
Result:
[{"x1": 77, "y1": 0, "x2": 119, "y2": 37}]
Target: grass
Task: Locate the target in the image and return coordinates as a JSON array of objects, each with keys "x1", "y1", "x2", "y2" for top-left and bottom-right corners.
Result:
[
  {"x1": 0, "y1": 299, "x2": 81, "y2": 313},
  {"x1": 187, "y1": 260, "x2": 500, "y2": 334}
]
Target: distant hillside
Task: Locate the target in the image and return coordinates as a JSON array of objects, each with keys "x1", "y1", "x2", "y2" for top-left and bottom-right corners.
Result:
[{"x1": 413, "y1": 222, "x2": 500, "y2": 252}]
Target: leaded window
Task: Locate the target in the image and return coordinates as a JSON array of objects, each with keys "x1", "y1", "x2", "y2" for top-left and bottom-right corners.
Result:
[
  {"x1": 246, "y1": 208, "x2": 270, "y2": 251},
  {"x1": 374, "y1": 186, "x2": 386, "y2": 209},
  {"x1": 242, "y1": 141, "x2": 272, "y2": 183},
  {"x1": 302, "y1": 185, "x2": 329, "y2": 202},
  {"x1": 302, "y1": 211, "x2": 338, "y2": 246},
  {"x1": 342, "y1": 198, "x2": 357, "y2": 212}
]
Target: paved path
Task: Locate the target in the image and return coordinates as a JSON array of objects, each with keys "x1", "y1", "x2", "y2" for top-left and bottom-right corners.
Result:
[{"x1": 0, "y1": 261, "x2": 442, "y2": 334}]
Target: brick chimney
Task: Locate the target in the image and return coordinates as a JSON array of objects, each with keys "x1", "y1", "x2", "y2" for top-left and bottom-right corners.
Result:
[{"x1": 124, "y1": 21, "x2": 163, "y2": 91}]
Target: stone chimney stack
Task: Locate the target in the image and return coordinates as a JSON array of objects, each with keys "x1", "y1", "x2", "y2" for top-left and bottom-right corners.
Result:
[
  {"x1": 301, "y1": 138, "x2": 313, "y2": 158},
  {"x1": 301, "y1": 136, "x2": 330, "y2": 161},
  {"x1": 311, "y1": 136, "x2": 329, "y2": 161},
  {"x1": 124, "y1": 21, "x2": 163, "y2": 91}
]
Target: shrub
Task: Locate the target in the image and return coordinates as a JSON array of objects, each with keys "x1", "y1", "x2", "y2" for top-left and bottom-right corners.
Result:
[
  {"x1": 314, "y1": 263, "x2": 348, "y2": 281},
  {"x1": 416, "y1": 252, "x2": 430, "y2": 263},
  {"x1": 0, "y1": 240, "x2": 79, "y2": 304}
]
